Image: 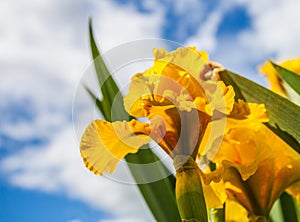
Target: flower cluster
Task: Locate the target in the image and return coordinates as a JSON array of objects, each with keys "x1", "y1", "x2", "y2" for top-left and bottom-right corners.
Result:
[{"x1": 80, "y1": 46, "x2": 300, "y2": 221}]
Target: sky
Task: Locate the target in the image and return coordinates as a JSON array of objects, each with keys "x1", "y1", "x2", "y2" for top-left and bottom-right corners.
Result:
[{"x1": 1, "y1": 0, "x2": 300, "y2": 221}]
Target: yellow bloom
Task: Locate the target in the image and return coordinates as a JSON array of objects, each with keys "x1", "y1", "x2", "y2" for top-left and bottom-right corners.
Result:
[
  {"x1": 201, "y1": 100, "x2": 300, "y2": 219},
  {"x1": 80, "y1": 119, "x2": 152, "y2": 175},
  {"x1": 80, "y1": 46, "x2": 235, "y2": 175},
  {"x1": 260, "y1": 59, "x2": 300, "y2": 96}
]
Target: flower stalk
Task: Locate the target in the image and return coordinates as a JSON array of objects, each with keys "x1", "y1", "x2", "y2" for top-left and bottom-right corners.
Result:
[{"x1": 174, "y1": 155, "x2": 208, "y2": 222}]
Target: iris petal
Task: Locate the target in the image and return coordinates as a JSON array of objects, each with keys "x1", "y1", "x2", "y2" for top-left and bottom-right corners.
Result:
[{"x1": 80, "y1": 120, "x2": 151, "y2": 175}]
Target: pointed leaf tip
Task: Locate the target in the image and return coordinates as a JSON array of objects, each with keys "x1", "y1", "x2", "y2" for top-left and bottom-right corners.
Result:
[{"x1": 270, "y1": 61, "x2": 300, "y2": 96}]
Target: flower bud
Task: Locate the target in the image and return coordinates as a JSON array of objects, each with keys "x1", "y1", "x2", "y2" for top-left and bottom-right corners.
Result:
[{"x1": 174, "y1": 155, "x2": 208, "y2": 222}]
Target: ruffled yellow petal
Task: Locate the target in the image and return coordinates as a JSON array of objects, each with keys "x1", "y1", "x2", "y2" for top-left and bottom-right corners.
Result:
[
  {"x1": 151, "y1": 47, "x2": 209, "y2": 100},
  {"x1": 125, "y1": 74, "x2": 191, "y2": 118},
  {"x1": 219, "y1": 83, "x2": 235, "y2": 115},
  {"x1": 203, "y1": 180, "x2": 227, "y2": 208},
  {"x1": 198, "y1": 100, "x2": 267, "y2": 158},
  {"x1": 196, "y1": 167, "x2": 226, "y2": 208},
  {"x1": 153, "y1": 46, "x2": 208, "y2": 79},
  {"x1": 198, "y1": 118, "x2": 226, "y2": 157},
  {"x1": 215, "y1": 122, "x2": 300, "y2": 215},
  {"x1": 198, "y1": 98, "x2": 300, "y2": 216},
  {"x1": 225, "y1": 200, "x2": 249, "y2": 222},
  {"x1": 216, "y1": 129, "x2": 258, "y2": 181},
  {"x1": 195, "y1": 81, "x2": 235, "y2": 115},
  {"x1": 223, "y1": 167, "x2": 256, "y2": 213},
  {"x1": 126, "y1": 47, "x2": 235, "y2": 120},
  {"x1": 260, "y1": 59, "x2": 300, "y2": 96},
  {"x1": 80, "y1": 120, "x2": 151, "y2": 175},
  {"x1": 124, "y1": 46, "x2": 236, "y2": 163},
  {"x1": 226, "y1": 100, "x2": 268, "y2": 130},
  {"x1": 270, "y1": 157, "x2": 300, "y2": 207},
  {"x1": 123, "y1": 74, "x2": 158, "y2": 117},
  {"x1": 194, "y1": 96, "x2": 209, "y2": 114}
]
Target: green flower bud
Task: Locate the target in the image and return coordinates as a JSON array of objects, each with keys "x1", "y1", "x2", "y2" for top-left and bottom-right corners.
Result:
[{"x1": 174, "y1": 155, "x2": 208, "y2": 222}]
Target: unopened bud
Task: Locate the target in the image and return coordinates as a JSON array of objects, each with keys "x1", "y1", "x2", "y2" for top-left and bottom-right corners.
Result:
[{"x1": 174, "y1": 155, "x2": 208, "y2": 222}]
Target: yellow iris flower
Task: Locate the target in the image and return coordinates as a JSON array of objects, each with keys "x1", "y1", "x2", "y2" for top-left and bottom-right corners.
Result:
[
  {"x1": 80, "y1": 46, "x2": 235, "y2": 176},
  {"x1": 201, "y1": 100, "x2": 300, "y2": 220},
  {"x1": 80, "y1": 46, "x2": 299, "y2": 221}
]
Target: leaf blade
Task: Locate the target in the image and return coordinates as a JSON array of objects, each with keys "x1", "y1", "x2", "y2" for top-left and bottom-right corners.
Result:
[
  {"x1": 279, "y1": 192, "x2": 298, "y2": 222},
  {"x1": 270, "y1": 61, "x2": 300, "y2": 95},
  {"x1": 89, "y1": 19, "x2": 121, "y2": 118}
]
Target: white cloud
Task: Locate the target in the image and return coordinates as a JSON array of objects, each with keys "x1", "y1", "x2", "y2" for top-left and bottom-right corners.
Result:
[
  {"x1": 1, "y1": 126, "x2": 153, "y2": 221},
  {"x1": 0, "y1": 0, "x2": 164, "y2": 220},
  {"x1": 239, "y1": 0, "x2": 300, "y2": 60},
  {"x1": 68, "y1": 220, "x2": 82, "y2": 222},
  {"x1": 4, "y1": 0, "x2": 299, "y2": 220},
  {"x1": 185, "y1": 9, "x2": 223, "y2": 52},
  {"x1": 91, "y1": 0, "x2": 164, "y2": 52},
  {"x1": 0, "y1": 0, "x2": 164, "y2": 141},
  {"x1": 185, "y1": 0, "x2": 300, "y2": 84},
  {"x1": 0, "y1": 0, "x2": 89, "y2": 141},
  {"x1": 184, "y1": 0, "x2": 238, "y2": 52},
  {"x1": 228, "y1": 0, "x2": 300, "y2": 83}
]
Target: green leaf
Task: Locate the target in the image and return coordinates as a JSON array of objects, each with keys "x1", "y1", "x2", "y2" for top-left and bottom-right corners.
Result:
[
  {"x1": 85, "y1": 86, "x2": 106, "y2": 117},
  {"x1": 126, "y1": 148, "x2": 180, "y2": 222},
  {"x1": 219, "y1": 70, "x2": 300, "y2": 154},
  {"x1": 89, "y1": 19, "x2": 124, "y2": 120},
  {"x1": 270, "y1": 199, "x2": 284, "y2": 222},
  {"x1": 270, "y1": 61, "x2": 300, "y2": 95},
  {"x1": 88, "y1": 20, "x2": 181, "y2": 221},
  {"x1": 279, "y1": 192, "x2": 298, "y2": 222}
]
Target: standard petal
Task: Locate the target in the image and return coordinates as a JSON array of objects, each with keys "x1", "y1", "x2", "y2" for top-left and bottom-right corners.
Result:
[
  {"x1": 197, "y1": 80, "x2": 235, "y2": 115},
  {"x1": 153, "y1": 46, "x2": 208, "y2": 79},
  {"x1": 123, "y1": 75, "x2": 153, "y2": 117}
]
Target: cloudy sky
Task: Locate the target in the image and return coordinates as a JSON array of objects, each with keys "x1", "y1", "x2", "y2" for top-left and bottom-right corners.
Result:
[{"x1": 1, "y1": 0, "x2": 300, "y2": 221}]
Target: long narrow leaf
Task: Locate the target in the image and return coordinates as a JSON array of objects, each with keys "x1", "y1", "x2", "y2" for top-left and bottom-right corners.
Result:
[
  {"x1": 270, "y1": 61, "x2": 300, "y2": 95},
  {"x1": 219, "y1": 70, "x2": 300, "y2": 154},
  {"x1": 88, "y1": 20, "x2": 181, "y2": 221},
  {"x1": 89, "y1": 19, "x2": 122, "y2": 117},
  {"x1": 126, "y1": 148, "x2": 179, "y2": 221},
  {"x1": 85, "y1": 86, "x2": 106, "y2": 117},
  {"x1": 279, "y1": 192, "x2": 298, "y2": 222}
]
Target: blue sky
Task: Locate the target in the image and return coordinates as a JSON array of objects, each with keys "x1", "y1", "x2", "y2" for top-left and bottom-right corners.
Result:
[{"x1": 1, "y1": 0, "x2": 300, "y2": 221}]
